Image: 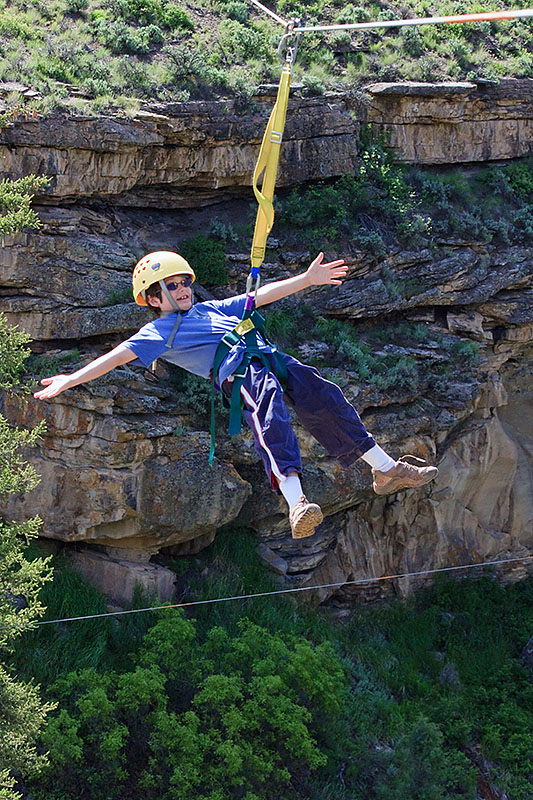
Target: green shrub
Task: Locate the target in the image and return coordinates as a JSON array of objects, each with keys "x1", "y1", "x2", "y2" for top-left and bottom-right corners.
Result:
[
  {"x1": 25, "y1": 350, "x2": 82, "y2": 381},
  {"x1": 105, "y1": 286, "x2": 135, "y2": 306},
  {"x1": 279, "y1": 140, "x2": 431, "y2": 250},
  {"x1": 66, "y1": 0, "x2": 90, "y2": 12},
  {"x1": 218, "y1": 18, "x2": 270, "y2": 62},
  {"x1": 167, "y1": 367, "x2": 222, "y2": 419},
  {"x1": 33, "y1": 614, "x2": 346, "y2": 800},
  {"x1": 334, "y1": 5, "x2": 370, "y2": 24},
  {"x1": 0, "y1": 314, "x2": 32, "y2": 390},
  {"x1": 163, "y1": 41, "x2": 226, "y2": 97},
  {"x1": 0, "y1": 175, "x2": 50, "y2": 239},
  {"x1": 375, "y1": 716, "x2": 476, "y2": 799},
  {"x1": 208, "y1": 218, "x2": 239, "y2": 245},
  {"x1": 220, "y1": 0, "x2": 249, "y2": 23},
  {"x1": 302, "y1": 72, "x2": 326, "y2": 95},
  {"x1": 17, "y1": 524, "x2": 533, "y2": 800},
  {"x1": 511, "y1": 205, "x2": 533, "y2": 238},
  {"x1": 506, "y1": 158, "x2": 533, "y2": 200},
  {"x1": 107, "y1": 0, "x2": 194, "y2": 30},
  {"x1": 163, "y1": 4, "x2": 195, "y2": 31},
  {"x1": 0, "y1": 301, "x2": 54, "y2": 800},
  {"x1": 352, "y1": 229, "x2": 387, "y2": 256},
  {"x1": 0, "y1": 8, "x2": 36, "y2": 40},
  {"x1": 93, "y1": 19, "x2": 154, "y2": 54},
  {"x1": 402, "y1": 26, "x2": 425, "y2": 58},
  {"x1": 180, "y1": 234, "x2": 229, "y2": 286}
]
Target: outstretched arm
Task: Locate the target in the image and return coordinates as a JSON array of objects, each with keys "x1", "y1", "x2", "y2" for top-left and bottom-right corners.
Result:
[
  {"x1": 254, "y1": 252, "x2": 347, "y2": 308},
  {"x1": 33, "y1": 344, "x2": 136, "y2": 400}
]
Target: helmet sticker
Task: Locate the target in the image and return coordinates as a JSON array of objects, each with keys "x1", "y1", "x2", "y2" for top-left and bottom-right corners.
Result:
[{"x1": 151, "y1": 262, "x2": 161, "y2": 271}]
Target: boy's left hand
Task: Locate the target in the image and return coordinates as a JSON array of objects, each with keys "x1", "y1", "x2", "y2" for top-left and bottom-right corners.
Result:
[{"x1": 306, "y1": 252, "x2": 348, "y2": 286}]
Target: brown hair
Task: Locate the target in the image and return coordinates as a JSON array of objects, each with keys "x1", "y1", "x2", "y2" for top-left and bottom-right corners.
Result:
[{"x1": 145, "y1": 282, "x2": 162, "y2": 316}]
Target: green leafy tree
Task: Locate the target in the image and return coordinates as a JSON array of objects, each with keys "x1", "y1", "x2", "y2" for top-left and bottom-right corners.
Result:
[
  {"x1": 34, "y1": 613, "x2": 346, "y2": 800},
  {"x1": 0, "y1": 179, "x2": 54, "y2": 800}
]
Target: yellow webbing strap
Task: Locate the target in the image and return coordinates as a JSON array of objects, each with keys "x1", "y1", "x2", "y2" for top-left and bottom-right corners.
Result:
[{"x1": 250, "y1": 58, "x2": 292, "y2": 270}]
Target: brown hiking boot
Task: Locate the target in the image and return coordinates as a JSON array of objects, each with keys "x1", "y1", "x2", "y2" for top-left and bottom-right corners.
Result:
[
  {"x1": 289, "y1": 496, "x2": 324, "y2": 539},
  {"x1": 372, "y1": 455, "x2": 439, "y2": 496}
]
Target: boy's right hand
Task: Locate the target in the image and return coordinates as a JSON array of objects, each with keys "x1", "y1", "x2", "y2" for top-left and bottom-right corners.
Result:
[{"x1": 34, "y1": 375, "x2": 73, "y2": 400}]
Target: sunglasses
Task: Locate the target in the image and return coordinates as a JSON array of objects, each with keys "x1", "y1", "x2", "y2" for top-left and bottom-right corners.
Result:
[{"x1": 165, "y1": 278, "x2": 192, "y2": 290}]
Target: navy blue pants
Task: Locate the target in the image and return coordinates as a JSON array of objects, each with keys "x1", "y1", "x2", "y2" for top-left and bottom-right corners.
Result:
[{"x1": 224, "y1": 353, "x2": 376, "y2": 491}]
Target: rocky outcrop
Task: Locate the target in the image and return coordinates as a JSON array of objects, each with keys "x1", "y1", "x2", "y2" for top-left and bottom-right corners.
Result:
[
  {"x1": 1, "y1": 78, "x2": 532, "y2": 214},
  {"x1": 0, "y1": 94, "x2": 364, "y2": 207},
  {"x1": 2, "y1": 223, "x2": 532, "y2": 603},
  {"x1": 1, "y1": 81, "x2": 532, "y2": 604},
  {"x1": 366, "y1": 79, "x2": 533, "y2": 163}
]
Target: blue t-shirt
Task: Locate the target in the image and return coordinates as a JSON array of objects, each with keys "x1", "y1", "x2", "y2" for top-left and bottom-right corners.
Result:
[{"x1": 122, "y1": 294, "x2": 275, "y2": 384}]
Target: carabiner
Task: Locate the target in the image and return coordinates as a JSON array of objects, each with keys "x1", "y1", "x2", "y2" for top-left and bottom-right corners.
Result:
[{"x1": 277, "y1": 18, "x2": 301, "y2": 64}]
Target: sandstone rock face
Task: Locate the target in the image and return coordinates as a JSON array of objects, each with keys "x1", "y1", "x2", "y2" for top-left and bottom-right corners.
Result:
[
  {"x1": 366, "y1": 79, "x2": 533, "y2": 163},
  {"x1": 0, "y1": 95, "x2": 364, "y2": 207},
  {"x1": 69, "y1": 549, "x2": 177, "y2": 608},
  {"x1": 1, "y1": 82, "x2": 532, "y2": 604},
  {"x1": 1, "y1": 391, "x2": 251, "y2": 553},
  {"x1": 1, "y1": 79, "x2": 531, "y2": 217}
]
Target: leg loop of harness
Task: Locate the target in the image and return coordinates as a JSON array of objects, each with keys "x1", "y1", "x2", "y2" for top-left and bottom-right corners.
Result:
[{"x1": 208, "y1": 306, "x2": 286, "y2": 464}]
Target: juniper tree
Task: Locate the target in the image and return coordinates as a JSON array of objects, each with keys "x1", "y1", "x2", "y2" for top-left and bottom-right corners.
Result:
[
  {"x1": 0, "y1": 175, "x2": 50, "y2": 240},
  {"x1": 0, "y1": 176, "x2": 54, "y2": 800}
]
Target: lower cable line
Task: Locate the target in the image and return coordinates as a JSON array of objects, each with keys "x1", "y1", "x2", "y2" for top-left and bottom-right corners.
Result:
[{"x1": 20, "y1": 554, "x2": 533, "y2": 629}]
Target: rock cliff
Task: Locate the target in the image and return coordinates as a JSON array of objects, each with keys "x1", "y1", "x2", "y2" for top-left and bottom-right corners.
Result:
[{"x1": 1, "y1": 80, "x2": 532, "y2": 606}]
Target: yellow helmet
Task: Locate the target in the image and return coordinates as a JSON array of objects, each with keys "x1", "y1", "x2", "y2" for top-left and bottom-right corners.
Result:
[{"x1": 132, "y1": 251, "x2": 196, "y2": 306}]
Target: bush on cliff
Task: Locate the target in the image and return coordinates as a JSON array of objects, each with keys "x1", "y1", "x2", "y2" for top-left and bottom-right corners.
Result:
[
  {"x1": 0, "y1": 175, "x2": 50, "y2": 239},
  {"x1": 180, "y1": 234, "x2": 230, "y2": 286},
  {"x1": 0, "y1": 176, "x2": 55, "y2": 800},
  {"x1": 278, "y1": 144, "x2": 533, "y2": 254},
  {"x1": 1, "y1": 0, "x2": 532, "y2": 109}
]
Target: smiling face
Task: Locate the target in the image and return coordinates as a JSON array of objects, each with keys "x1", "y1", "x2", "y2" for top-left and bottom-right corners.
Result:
[{"x1": 146, "y1": 274, "x2": 194, "y2": 313}]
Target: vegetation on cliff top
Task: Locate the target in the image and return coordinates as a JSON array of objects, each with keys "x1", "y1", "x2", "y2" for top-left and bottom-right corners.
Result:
[
  {"x1": 0, "y1": 0, "x2": 531, "y2": 113},
  {"x1": 12, "y1": 533, "x2": 533, "y2": 800}
]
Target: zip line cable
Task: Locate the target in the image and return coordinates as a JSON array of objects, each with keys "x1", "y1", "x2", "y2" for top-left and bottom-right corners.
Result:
[
  {"x1": 248, "y1": 0, "x2": 288, "y2": 27},
  {"x1": 15, "y1": 554, "x2": 533, "y2": 629},
  {"x1": 248, "y1": 4, "x2": 533, "y2": 32},
  {"x1": 292, "y1": 8, "x2": 533, "y2": 34}
]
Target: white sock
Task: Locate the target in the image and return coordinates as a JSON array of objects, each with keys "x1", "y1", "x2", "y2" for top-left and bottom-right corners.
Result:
[
  {"x1": 361, "y1": 444, "x2": 396, "y2": 473},
  {"x1": 280, "y1": 473, "x2": 304, "y2": 510}
]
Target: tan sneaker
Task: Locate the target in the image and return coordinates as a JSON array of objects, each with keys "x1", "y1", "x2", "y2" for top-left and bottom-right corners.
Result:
[
  {"x1": 289, "y1": 496, "x2": 324, "y2": 539},
  {"x1": 372, "y1": 455, "x2": 439, "y2": 495}
]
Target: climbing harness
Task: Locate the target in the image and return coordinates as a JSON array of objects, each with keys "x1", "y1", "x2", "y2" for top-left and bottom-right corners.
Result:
[
  {"x1": 208, "y1": 19, "x2": 300, "y2": 463},
  {"x1": 208, "y1": 305, "x2": 288, "y2": 464}
]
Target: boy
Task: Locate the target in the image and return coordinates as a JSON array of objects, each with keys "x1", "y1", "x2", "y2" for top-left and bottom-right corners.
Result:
[{"x1": 35, "y1": 250, "x2": 438, "y2": 539}]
